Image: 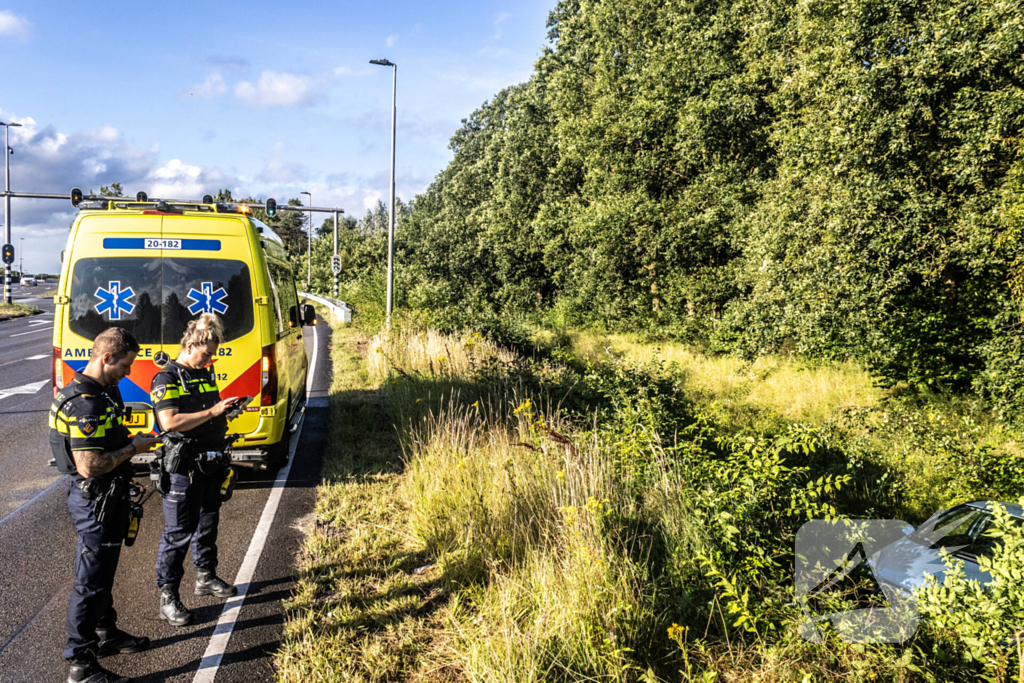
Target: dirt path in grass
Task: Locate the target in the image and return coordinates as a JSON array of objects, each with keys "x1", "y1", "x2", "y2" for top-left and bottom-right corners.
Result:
[{"x1": 276, "y1": 325, "x2": 458, "y2": 683}]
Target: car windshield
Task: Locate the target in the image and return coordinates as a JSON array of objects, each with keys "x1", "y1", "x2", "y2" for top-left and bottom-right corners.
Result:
[
  {"x1": 68, "y1": 257, "x2": 254, "y2": 344},
  {"x1": 914, "y1": 506, "x2": 1022, "y2": 560}
]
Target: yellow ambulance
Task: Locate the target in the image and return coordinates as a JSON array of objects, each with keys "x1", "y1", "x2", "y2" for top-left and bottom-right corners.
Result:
[{"x1": 51, "y1": 192, "x2": 315, "y2": 469}]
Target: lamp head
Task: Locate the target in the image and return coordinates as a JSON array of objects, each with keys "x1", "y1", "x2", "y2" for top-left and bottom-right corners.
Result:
[{"x1": 370, "y1": 59, "x2": 394, "y2": 67}]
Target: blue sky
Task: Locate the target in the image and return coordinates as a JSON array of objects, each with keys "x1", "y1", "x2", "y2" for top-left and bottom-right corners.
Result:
[{"x1": 0, "y1": 0, "x2": 554, "y2": 274}]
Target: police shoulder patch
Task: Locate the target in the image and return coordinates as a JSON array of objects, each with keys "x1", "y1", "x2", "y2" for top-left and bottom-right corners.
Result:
[
  {"x1": 79, "y1": 415, "x2": 100, "y2": 437},
  {"x1": 153, "y1": 385, "x2": 167, "y2": 402}
]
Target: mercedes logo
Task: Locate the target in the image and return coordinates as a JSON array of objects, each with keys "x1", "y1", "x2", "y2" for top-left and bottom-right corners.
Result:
[{"x1": 154, "y1": 351, "x2": 170, "y2": 367}]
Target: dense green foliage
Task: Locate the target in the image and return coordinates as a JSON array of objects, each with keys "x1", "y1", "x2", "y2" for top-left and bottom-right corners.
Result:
[{"x1": 313, "y1": 0, "x2": 1024, "y2": 417}]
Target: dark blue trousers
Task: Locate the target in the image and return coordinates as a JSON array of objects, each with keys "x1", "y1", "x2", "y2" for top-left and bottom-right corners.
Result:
[
  {"x1": 65, "y1": 485, "x2": 125, "y2": 660},
  {"x1": 155, "y1": 470, "x2": 223, "y2": 587}
]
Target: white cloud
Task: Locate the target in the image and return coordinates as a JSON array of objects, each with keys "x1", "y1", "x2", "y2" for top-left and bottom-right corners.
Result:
[
  {"x1": 495, "y1": 12, "x2": 512, "y2": 25},
  {"x1": 258, "y1": 142, "x2": 309, "y2": 184},
  {"x1": 333, "y1": 66, "x2": 351, "y2": 76},
  {"x1": 147, "y1": 159, "x2": 216, "y2": 198},
  {"x1": 361, "y1": 191, "x2": 383, "y2": 212},
  {"x1": 178, "y1": 73, "x2": 226, "y2": 100},
  {"x1": 385, "y1": 34, "x2": 398, "y2": 47},
  {"x1": 234, "y1": 71, "x2": 315, "y2": 109},
  {"x1": 151, "y1": 159, "x2": 201, "y2": 181},
  {"x1": 0, "y1": 10, "x2": 30, "y2": 37}
]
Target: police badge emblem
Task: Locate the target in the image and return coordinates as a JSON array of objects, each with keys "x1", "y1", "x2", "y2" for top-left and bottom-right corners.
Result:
[
  {"x1": 79, "y1": 415, "x2": 99, "y2": 437},
  {"x1": 153, "y1": 385, "x2": 166, "y2": 402}
]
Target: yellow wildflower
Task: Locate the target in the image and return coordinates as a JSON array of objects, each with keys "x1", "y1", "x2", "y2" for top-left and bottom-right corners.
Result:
[
  {"x1": 513, "y1": 398, "x2": 533, "y2": 415},
  {"x1": 586, "y1": 497, "x2": 604, "y2": 513},
  {"x1": 556, "y1": 469, "x2": 565, "y2": 483},
  {"x1": 667, "y1": 623, "x2": 687, "y2": 643},
  {"x1": 557, "y1": 505, "x2": 577, "y2": 526}
]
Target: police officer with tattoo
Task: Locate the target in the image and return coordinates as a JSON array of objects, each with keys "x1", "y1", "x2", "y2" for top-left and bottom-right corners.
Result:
[
  {"x1": 151, "y1": 313, "x2": 244, "y2": 626},
  {"x1": 49, "y1": 327, "x2": 159, "y2": 683}
]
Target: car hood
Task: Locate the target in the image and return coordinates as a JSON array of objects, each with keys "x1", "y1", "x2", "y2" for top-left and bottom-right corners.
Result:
[{"x1": 868, "y1": 537, "x2": 989, "y2": 595}]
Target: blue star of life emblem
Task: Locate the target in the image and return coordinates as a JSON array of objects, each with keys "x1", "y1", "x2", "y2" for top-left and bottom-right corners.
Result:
[
  {"x1": 94, "y1": 281, "x2": 136, "y2": 320},
  {"x1": 187, "y1": 282, "x2": 229, "y2": 315}
]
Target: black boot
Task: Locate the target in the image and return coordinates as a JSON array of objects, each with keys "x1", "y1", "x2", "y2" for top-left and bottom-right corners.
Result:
[
  {"x1": 195, "y1": 568, "x2": 237, "y2": 598},
  {"x1": 67, "y1": 654, "x2": 130, "y2": 683},
  {"x1": 159, "y1": 583, "x2": 193, "y2": 626},
  {"x1": 96, "y1": 626, "x2": 151, "y2": 657}
]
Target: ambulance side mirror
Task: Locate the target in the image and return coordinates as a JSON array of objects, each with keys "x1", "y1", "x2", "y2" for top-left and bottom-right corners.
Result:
[{"x1": 301, "y1": 304, "x2": 316, "y2": 326}]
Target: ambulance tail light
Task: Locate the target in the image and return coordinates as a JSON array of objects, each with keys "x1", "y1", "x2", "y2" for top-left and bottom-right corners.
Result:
[
  {"x1": 261, "y1": 344, "x2": 277, "y2": 406},
  {"x1": 53, "y1": 346, "x2": 63, "y2": 397}
]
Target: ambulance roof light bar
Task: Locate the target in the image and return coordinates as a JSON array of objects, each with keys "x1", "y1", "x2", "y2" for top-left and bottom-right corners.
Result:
[{"x1": 66, "y1": 188, "x2": 346, "y2": 215}]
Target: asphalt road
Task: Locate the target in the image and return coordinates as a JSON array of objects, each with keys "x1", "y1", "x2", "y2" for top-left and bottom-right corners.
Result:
[
  {"x1": 0, "y1": 287, "x2": 331, "y2": 682},
  {"x1": 0, "y1": 283, "x2": 60, "y2": 522}
]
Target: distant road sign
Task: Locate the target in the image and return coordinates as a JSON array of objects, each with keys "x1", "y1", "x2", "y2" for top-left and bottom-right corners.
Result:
[{"x1": 331, "y1": 255, "x2": 342, "y2": 273}]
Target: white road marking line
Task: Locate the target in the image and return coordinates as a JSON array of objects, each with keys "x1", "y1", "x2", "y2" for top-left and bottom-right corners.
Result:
[
  {"x1": 26, "y1": 354, "x2": 48, "y2": 360},
  {"x1": 29, "y1": 320, "x2": 50, "y2": 325},
  {"x1": 192, "y1": 320, "x2": 320, "y2": 683},
  {"x1": 0, "y1": 475, "x2": 69, "y2": 527},
  {"x1": 0, "y1": 379, "x2": 48, "y2": 401},
  {"x1": 9, "y1": 328, "x2": 50, "y2": 338}
]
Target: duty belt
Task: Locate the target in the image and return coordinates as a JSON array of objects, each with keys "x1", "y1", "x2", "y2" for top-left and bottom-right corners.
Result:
[{"x1": 74, "y1": 475, "x2": 128, "y2": 500}]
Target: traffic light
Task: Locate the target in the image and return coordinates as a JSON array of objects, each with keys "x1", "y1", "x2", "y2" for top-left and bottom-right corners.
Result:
[
  {"x1": 2, "y1": 244, "x2": 13, "y2": 265},
  {"x1": 265, "y1": 198, "x2": 277, "y2": 217},
  {"x1": 70, "y1": 188, "x2": 83, "y2": 207}
]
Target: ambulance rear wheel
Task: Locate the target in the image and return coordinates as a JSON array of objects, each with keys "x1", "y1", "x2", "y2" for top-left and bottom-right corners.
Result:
[{"x1": 266, "y1": 438, "x2": 289, "y2": 470}]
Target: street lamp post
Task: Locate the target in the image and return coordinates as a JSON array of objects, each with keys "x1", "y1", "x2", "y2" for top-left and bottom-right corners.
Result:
[
  {"x1": 19, "y1": 237, "x2": 23, "y2": 277},
  {"x1": 301, "y1": 191, "x2": 312, "y2": 290},
  {"x1": 2, "y1": 121, "x2": 22, "y2": 305},
  {"x1": 333, "y1": 210, "x2": 339, "y2": 298},
  {"x1": 370, "y1": 58, "x2": 397, "y2": 328}
]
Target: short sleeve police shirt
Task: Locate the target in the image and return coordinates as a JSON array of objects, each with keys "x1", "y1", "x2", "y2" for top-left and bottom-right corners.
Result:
[
  {"x1": 151, "y1": 360, "x2": 226, "y2": 447},
  {"x1": 50, "y1": 373, "x2": 133, "y2": 480}
]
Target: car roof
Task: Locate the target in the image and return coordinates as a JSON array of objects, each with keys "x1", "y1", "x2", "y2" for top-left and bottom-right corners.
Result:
[{"x1": 965, "y1": 500, "x2": 1024, "y2": 519}]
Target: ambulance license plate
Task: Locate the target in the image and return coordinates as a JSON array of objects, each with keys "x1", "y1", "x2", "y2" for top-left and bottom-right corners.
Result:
[{"x1": 125, "y1": 410, "x2": 150, "y2": 429}]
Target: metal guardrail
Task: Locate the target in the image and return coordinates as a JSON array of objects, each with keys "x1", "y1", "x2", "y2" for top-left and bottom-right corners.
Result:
[{"x1": 299, "y1": 291, "x2": 352, "y2": 323}]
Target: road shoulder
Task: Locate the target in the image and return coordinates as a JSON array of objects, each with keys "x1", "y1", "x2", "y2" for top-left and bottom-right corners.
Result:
[{"x1": 275, "y1": 325, "x2": 450, "y2": 682}]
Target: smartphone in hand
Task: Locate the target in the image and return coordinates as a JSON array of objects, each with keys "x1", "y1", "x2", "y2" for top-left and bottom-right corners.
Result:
[{"x1": 225, "y1": 396, "x2": 253, "y2": 420}]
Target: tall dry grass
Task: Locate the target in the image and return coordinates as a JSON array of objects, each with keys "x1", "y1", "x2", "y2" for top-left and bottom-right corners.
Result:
[{"x1": 559, "y1": 331, "x2": 883, "y2": 425}]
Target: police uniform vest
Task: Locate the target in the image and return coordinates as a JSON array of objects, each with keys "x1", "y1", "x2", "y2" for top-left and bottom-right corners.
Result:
[
  {"x1": 151, "y1": 360, "x2": 227, "y2": 449},
  {"x1": 48, "y1": 372, "x2": 134, "y2": 480}
]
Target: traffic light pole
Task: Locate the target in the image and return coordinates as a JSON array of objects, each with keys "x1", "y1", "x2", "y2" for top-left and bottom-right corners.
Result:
[{"x1": 4, "y1": 126, "x2": 12, "y2": 305}]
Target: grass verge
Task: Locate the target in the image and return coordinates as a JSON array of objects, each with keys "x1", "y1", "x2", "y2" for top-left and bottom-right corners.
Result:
[
  {"x1": 278, "y1": 320, "x2": 1023, "y2": 682},
  {"x1": 276, "y1": 324, "x2": 456, "y2": 682},
  {"x1": 0, "y1": 302, "x2": 40, "y2": 321}
]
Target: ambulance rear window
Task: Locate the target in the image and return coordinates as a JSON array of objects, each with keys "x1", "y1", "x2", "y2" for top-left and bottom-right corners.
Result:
[
  {"x1": 162, "y1": 258, "x2": 254, "y2": 343},
  {"x1": 68, "y1": 258, "x2": 162, "y2": 343},
  {"x1": 68, "y1": 257, "x2": 254, "y2": 344}
]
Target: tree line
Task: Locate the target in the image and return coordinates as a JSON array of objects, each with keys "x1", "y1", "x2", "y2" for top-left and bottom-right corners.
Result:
[{"x1": 319, "y1": 0, "x2": 1024, "y2": 418}]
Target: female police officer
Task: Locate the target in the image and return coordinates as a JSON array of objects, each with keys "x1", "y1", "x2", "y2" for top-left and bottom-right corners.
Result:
[{"x1": 150, "y1": 313, "x2": 243, "y2": 626}]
